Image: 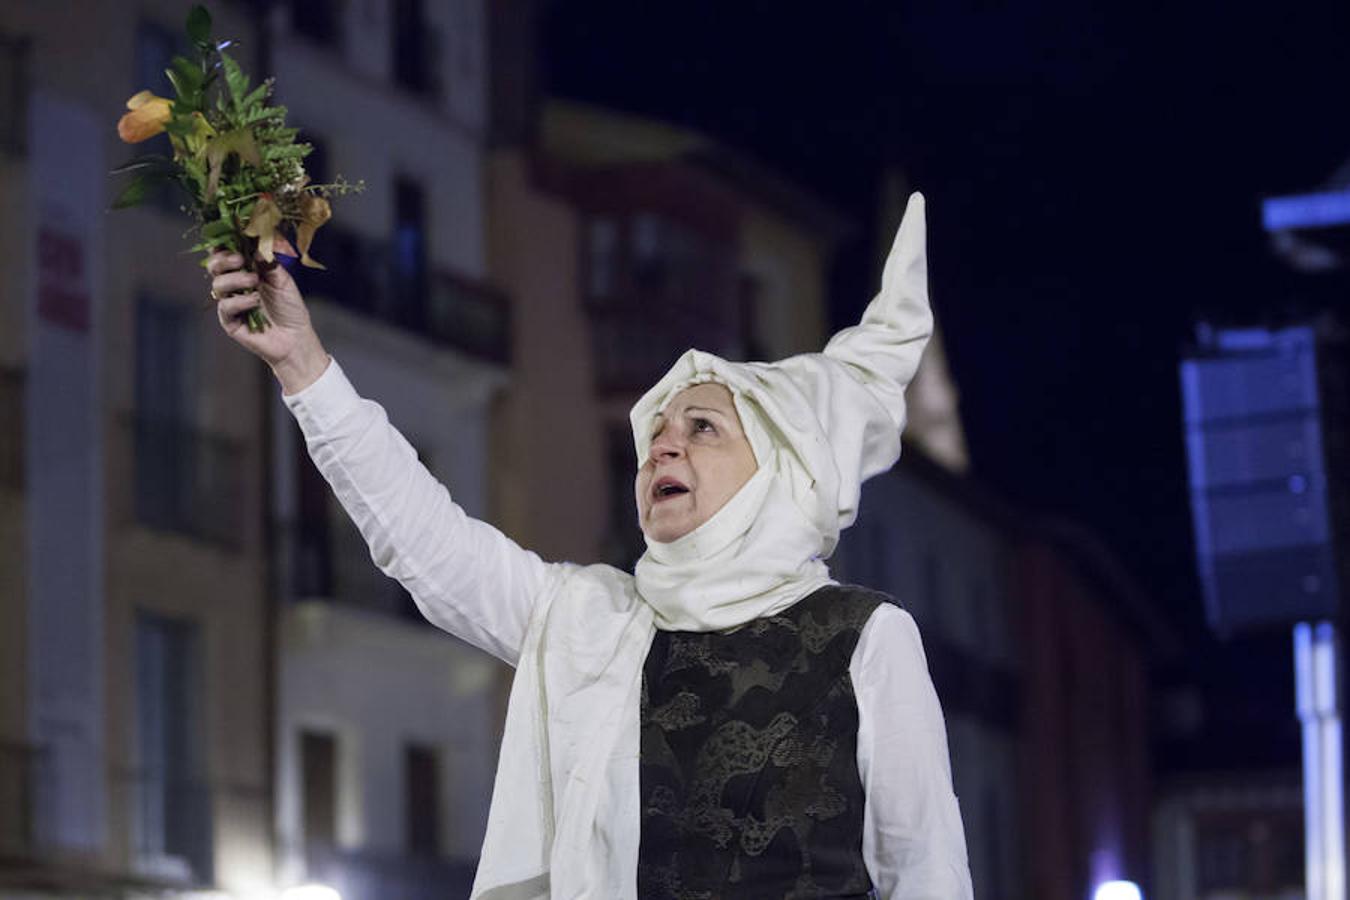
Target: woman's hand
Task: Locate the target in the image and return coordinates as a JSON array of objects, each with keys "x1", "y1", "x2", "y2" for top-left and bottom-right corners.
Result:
[{"x1": 207, "y1": 250, "x2": 330, "y2": 394}]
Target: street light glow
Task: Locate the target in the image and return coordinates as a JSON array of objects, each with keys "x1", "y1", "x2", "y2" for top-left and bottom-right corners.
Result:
[
  {"x1": 1093, "y1": 881, "x2": 1142, "y2": 900},
  {"x1": 280, "y1": 886, "x2": 342, "y2": 900}
]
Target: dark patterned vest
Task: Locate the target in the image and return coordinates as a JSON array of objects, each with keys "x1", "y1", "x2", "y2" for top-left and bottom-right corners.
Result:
[{"x1": 637, "y1": 585, "x2": 889, "y2": 899}]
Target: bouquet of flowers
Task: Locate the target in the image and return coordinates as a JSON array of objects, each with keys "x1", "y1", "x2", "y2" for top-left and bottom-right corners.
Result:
[{"x1": 111, "y1": 4, "x2": 362, "y2": 332}]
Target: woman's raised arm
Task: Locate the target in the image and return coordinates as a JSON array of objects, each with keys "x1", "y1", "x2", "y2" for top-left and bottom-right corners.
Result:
[
  {"x1": 282, "y1": 358, "x2": 554, "y2": 665},
  {"x1": 209, "y1": 250, "x2": 554, "y2": 665}
]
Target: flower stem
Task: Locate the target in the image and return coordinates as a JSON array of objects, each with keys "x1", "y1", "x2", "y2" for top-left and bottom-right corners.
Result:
[{"x1": 236, "y1": 229, "x2": 271, "y2": 333}]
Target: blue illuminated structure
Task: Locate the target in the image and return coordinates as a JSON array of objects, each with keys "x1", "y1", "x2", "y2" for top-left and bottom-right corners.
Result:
[
  {"x1": 1296, "y1": 622, "x2": 1346, "y2": 899},
  {"x1": 1263, "y1": 189, "x2": 1350, "y2": 231},
  {"x1": 1182, "y1": 320, "x2": 1350, "y2": 900},
  {"x1": 1180, "y1": 324, "x2": 1343, "y2": 634}
]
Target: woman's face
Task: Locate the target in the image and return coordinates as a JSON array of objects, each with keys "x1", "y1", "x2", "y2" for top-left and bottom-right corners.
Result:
[{"x1": 635, "y1": 382, "x2": 758, "y2": 543}]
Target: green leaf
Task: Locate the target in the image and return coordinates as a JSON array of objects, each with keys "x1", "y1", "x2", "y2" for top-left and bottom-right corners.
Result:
[
  {"x1": 219, "y1": 51, "x2": 249, "y2": 109},
  {"x1": 242, "y1": 82, "x2": 269, "y2": 109},
  {"x1": 163, "y1": 113, "x2": 194, "y2": 138},
  {"x1": 166, "y1": 56, "x2": 205, "y2": 107},
  {"x1": 111, "y1": 174, "x2": 153, "y2": 210},
  {"x1": 190, "y1": 232, "x2": 237, "y2": 253},
  {"x1": 182, "y1": 156, "x2": 207, "y2": 192},
  {"x1": 186, "y1": 5, "x2": 212, "y2": 47},
  {"x1": 202, "y1": 217, "x2": 235, "y2": 239},
  {"x1": 109, "y1": 154, "x2": 176, "y2": 176}
]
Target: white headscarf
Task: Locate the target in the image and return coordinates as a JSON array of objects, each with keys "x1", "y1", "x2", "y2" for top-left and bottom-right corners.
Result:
[{"x1": 471, "y1": 194, "x2": 933, "y2": 899}]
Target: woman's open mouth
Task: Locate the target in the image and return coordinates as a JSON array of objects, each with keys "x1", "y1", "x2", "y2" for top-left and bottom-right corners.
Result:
[{"x1": 652, "y1": 477, "x2": 690, "y2": 503}]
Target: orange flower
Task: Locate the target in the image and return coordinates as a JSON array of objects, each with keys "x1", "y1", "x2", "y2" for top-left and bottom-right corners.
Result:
[
  {"x1": 117, "y1": 90, "x2": 173, "y2": 143},
  {"x1": 295, "y1": 194, "x2": 332, "y2": 269},
  {"x1": 243, "y1": 194, "x2": 283, "y2": 262}
]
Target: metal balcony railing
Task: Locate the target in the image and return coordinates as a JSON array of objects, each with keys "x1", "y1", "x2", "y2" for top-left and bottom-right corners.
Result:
[
  {"x1": 128, "y1": 415, "x2": 246, "y2": 549},
  {"x1": 588, "y1": 303, "x2": 743, "y2": 394},
  {"x1": 301, "y1": 224, "x2": 511, "y2": 365},
  {"x1": 112, "y1": 769, "x2": 215, "y2": 885},
  {"x1": 0, "y1": 367, "x2": 21, "y2": 491},
  {"x1": 280, "y1": 519, "x2": 427, "y2": 624}
]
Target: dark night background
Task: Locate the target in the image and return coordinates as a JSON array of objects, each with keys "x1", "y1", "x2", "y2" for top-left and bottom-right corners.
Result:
[{"x1": 541, "y1": 0, "x2": 1350, "y2": 771}]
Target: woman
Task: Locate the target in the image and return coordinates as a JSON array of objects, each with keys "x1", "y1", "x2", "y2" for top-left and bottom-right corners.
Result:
[{"x1": 210, "y1": 193, "x2": 973, "y2": 898}]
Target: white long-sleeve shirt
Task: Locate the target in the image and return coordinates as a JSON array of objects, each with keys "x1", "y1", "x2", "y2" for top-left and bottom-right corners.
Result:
[{"x1": 283, "y1": 355, "x2": 973, "y2": 899}]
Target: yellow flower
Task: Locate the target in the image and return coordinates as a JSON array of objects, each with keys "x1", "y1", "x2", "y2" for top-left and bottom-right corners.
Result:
[{"x1": 117, "y1": 90, "x2": 173, "y2": 143}]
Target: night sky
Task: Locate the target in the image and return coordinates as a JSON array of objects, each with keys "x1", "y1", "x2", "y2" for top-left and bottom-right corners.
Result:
[{"x1": 541, "y1": 0, "x2": 1350, "y2": 769}]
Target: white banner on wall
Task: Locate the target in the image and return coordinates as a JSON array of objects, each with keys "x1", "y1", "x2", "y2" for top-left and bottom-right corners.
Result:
[{"x1": 25, "y1": 91, "x2": 107, "y2": 850}]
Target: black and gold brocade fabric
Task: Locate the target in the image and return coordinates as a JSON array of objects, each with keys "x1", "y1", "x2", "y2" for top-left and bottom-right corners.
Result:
[{"x1": 637, "y1": 585, "x2": 889, "y2": 899}]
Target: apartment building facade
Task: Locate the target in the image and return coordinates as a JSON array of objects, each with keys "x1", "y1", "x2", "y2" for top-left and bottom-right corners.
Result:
[
  {"x1": 261, "y1": 2, "x2": 508, "y2": 898},
  {"x1": 489, "y1": 100, "x2": 847, "y2": 569},
  {"x1": 1, "y1": 2, "x2": 273, "y2": 896}
]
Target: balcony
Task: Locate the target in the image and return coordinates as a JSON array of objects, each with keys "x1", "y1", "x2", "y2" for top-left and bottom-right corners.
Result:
[
  {"x1": 581, "y1": 215, "x2": 743, "y2": 393},
  {"x1": 0, "y1": 367, "x2": 21, "y2": 491},
  {"x1": 300, "y1": 224, "x2": 511, "y2": 366},
  {"x1": 128, "y1": 415, "x2": 246, "y2": 549},
  {"x1": 589, "y1": 303, "x2": 742, "y2": 395},
  {"x1": 0, "y1": 742, "x2": 52, "y2": 860},
  {"x1": 113, "y1": 769, "x2": 215, "y2": 885},
  {"x1": 305, "y1": 842, "x2": 476, "y2": 900},
  {"x1": 282, "y1": 518, "x2": 427, "y2": 624}
]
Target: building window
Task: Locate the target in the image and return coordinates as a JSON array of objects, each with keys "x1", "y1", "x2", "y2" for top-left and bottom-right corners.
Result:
[
  {"x1": 134, "y1": 296, "x2": 196, "y2": 530},
  {"x1": 134, "y1": 22, "x2": 184, "y2": 213},
  {"x1": 737, "y1": 272, "x2": 766, "y2": 360},
  {"x1": 623, "y1": 212, "x2": 723, "y2": 315},
  {"x1": 313, "y1": 434, "x2": 430, "y2": 621},
  {"x1": 301, "y1": 730, "x2": 338, "y2": 848},
  {"x1": 133, "y1": 297, "x2": 242, "y2": 545},
  {"x1": 135, "y1": 297, "x2": 195, "y2": 422},
  {"x1": 392, "y1": 0, "x2": 437, "y2": 95},
  {"x1": 630, "y1": 213, "x2": 667, "y2": 294},
  {"x1": 586, "y1": 216, "x2": 619, "y2": 301},
  {"x1": 405, "y1": 743, "x2": 441, "y2": 856},
  {"x1": 391, "y1": 176, "x2": 428, "y2": 326},
  {"x1": 293, "y1": 430, "x2": 333, "y2": 598},
  {"x1": 134, "y1": 612, "x2": 211, "y2": 881},
  {"x1": 305, "y1": 134, "x2": 331, "y2": 187},
  {"x1": 0, "y1": 34, "x2": 29, "y2": 157},
  {"x1": 0, "y1": 366, "x2": 22, "y2": 490},
  {"x1": 290, "y1": 0, "x2": 343, "y2": 48}
]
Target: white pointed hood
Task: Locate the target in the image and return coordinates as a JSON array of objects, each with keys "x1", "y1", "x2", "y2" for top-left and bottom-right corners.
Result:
[{"x1": 627, "y1": 193, "x2": 933, "y2": 629}]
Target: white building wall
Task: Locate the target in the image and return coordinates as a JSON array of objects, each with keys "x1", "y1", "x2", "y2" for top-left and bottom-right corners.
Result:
[
  {"x1": 264, "y1": 1, "x2": 504, "y2": 887},
  {"x1": 316, "y1": 0, "x2": 487, "y2": 135},
  {"x1": 268, "y1": 1, "x2": 488, "y2": 278},
  {"x1": 276, "y1": 600, "x2": 502, "y2": 871}
]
